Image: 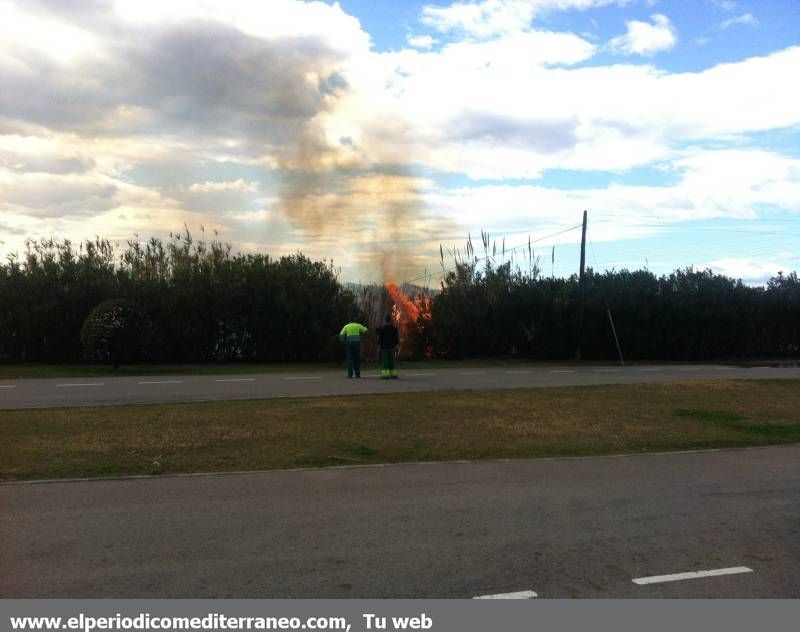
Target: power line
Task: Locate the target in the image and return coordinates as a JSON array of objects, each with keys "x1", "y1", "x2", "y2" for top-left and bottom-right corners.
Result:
[
  {"x1": 402, "y1": 223, "x2": 584, "y2": 286},
  {"x1": 589, "y1": 213, "x2": 800, "y2": 223},
  {"x1": 604, "y1": 225, "x2": 800, "y2": 238},
  {"x1": 589, "y1": 231, "x2": 795, "y2": 263}
]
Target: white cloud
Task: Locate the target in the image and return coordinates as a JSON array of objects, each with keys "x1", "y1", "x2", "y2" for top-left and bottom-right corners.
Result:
[
  {"x1": 337, "y1": 43, "x2": 800, "y2": 180},
  {"x1": 1, "y1": 0, "x2": 800, "y2": 281},
  {"x1": 721, "y1": 13, "x2": 758, "y2": 29},
  {"x1": 706, "y1": 258, "x2": 789, "y2": 284},
  {"x1": 0, "y1": 1, "x2": 98, "y2": 66},
  {"x1": 0, "y1": 134, "x2": 94, "y2": 174},
  {"x1": 420, "y1": 0, "x2": 628, "y2": 39},
  {"x1": 607, "y1": 13, "x2": 676, "y2": 56},
  {"x1": 711, "y1": 0, "x2": 737, "y2": 11},
  {"x1": 424, "y1": 148, "x2": 800, "y2": 243},
  {"x1": 420, "y1": 0, "x2": 536, "y2": 38},
  {"x1": 407, "y1": 34, "x2": 437, "y2": 49},
  {"x1": 187, "y1": 179, "x2": 257, "y2": 194},
  {"x1": 111, "y1": 0, "x2": 370, "y2": 55}
]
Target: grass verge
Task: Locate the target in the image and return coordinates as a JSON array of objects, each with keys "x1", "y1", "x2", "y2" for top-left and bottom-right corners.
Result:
[{"x1": 2, "y1": 379, "x2": 799, "y2": 482}]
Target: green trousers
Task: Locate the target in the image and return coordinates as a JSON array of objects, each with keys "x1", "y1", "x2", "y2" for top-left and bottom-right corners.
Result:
[
  {"x1": 380, "y1": 348, "x2": 397, "y2": 379},
  {"x1": 346, "y1": 342, "x2": 361, "y2": 377}
]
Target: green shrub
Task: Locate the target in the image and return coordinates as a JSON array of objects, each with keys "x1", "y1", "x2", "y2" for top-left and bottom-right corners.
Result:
[{"x1": 80, "y1": 298, "x2": 149, "y2": 368}]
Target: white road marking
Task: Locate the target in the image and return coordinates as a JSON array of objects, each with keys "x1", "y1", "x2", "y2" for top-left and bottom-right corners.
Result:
[
  {"x1": 715, "y1": 367, "x2": 735, "y2": 370},
  {"x1": 283, "y1": 376, "x2": 322, "y2": 380},
  {"x1": 595, "y1": 369, "x2": 620, "y2": 372},
  {"x1": 753, "y1": 367, "x2": 772, "y2": 370},
  {"x1": 407, "y1": 372, "x2": 437, "y2": 376},
  {"x1": 56, "y1": 383, "x2": 105, "y2": 387},
  {"x1": 215, "y1": 378, "x2": 256, "y2": 382},
  {"x1": 0, "y1": 385, "x2": 18, "y2": 388},
  {"x1": 138, "y1": 380, "x2": 183, "y2": 385},
  {"x1": 474, "y1": 590, "x2": 538, "y2": 599},
  {"x1": 551, "y1": 370, "x2": 575, "y2": 373},
  {"x1": 632, "y1": 566, "x2": 753, "y2": 585},
  {"x1": 459, "y1": 371, "x2": 486, "y2": 375},
  {"x1": 506, "y1": 370, "x2": 531, "y2": 374}
]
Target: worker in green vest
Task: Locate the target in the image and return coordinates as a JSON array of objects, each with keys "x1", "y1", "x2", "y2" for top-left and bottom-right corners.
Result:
[
  {"x1": 375, "y1": 314, "x2": 399, "y2": 379},
  {"x1": 339, "y1": 320, "x2": 368, "y2": 378}
]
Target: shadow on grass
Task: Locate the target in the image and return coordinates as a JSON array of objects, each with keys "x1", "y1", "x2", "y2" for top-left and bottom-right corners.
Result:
[{"x1": 675, "y1": 408, "x2": 800, "y2": 440}]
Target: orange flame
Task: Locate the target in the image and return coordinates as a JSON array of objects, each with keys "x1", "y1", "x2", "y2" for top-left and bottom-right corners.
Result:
[{"x1": 385, "y1": 282, "x2": 432, "y2": 358}]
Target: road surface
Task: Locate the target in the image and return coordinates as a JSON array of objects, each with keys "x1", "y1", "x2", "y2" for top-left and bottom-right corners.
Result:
[
  {"x1": 1, "y1": 364, "x2": 799, "y2": 409},
  {"x1": 2, "y1": 445, "x2": 798, "y2": 598}
]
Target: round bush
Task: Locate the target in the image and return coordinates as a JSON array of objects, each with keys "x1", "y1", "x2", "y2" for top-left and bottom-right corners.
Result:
[{"x1": 80, "y1": 299, "x2": 149, "y2": 368}]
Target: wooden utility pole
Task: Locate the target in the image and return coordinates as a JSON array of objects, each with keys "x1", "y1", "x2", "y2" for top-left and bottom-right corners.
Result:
[{"x1": 575, "y1": 210, "x2": 588, "y2": 361}]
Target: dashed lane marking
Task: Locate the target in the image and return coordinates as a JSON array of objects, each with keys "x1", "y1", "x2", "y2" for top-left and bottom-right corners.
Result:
[
  {"x1": 56, "y1": 383, "x2": 105, "y2": 387},
  {"x1": 506, "y1": 370, "x2": 532, "y2": 374},
  {"x1": 550, "y1": 370, "x2": 575, "y2": 373},
  {"x1": 0, "y1": 385, "x2": 18, "y2": 388},
  {"x1": 283, "y1": 376, "x2": 322, "y2": 380},
  {"x1": 215, "y1": 378, "x2": 256, "y2": 382},
  {"x1": 407, "y1": 372, "x2": 437, "y2": 376},
  {"x1": 138, "y1": 380, "x2": 183, "y2": 385},
  {"x1": 474, "y1": 590, "x2": 538, "y2": 599},
  {"x1": 632, "y1": 566, "x2": 753, "y2": 585},
  {"x1": 594, "y1": 369, "x2": 620, "y2": 372},
  {"x1": 459, "y1": 371, "x2": 486, "y2": 375}
]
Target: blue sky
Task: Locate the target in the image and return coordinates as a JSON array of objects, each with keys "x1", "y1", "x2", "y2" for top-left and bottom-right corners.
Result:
[{"x1": 1, "y1": 0, "x2": 799, "y2": 284}]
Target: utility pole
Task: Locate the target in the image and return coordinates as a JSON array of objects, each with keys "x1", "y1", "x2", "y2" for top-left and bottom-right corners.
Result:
[{"x1": 575, "y1": 209, "x2": 588, "y2": 361}]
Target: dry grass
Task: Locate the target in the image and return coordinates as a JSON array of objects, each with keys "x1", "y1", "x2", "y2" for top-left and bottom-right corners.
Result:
[{"x1": 2, "y1": 379, "x2": 799, "y2": 481}]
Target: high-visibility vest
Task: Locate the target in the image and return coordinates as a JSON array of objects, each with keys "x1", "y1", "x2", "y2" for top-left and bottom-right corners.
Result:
[{"x1": 340, "y1": 322, "x2": 367, "y2": 343}]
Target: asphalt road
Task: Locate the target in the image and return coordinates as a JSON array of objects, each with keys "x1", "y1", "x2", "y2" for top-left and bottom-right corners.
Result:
[
  {"x1": 2, "y1": 445, "x2": 798, "y2": 598},
  {"x1": 1, "y1": 364, "x2": 799, "y2": 409}
]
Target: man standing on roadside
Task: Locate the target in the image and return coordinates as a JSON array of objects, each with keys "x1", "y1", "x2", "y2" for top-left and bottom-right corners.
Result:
[
  {"x1": 375, "y1": 314, "x2": 399, "y2": 379},
  {"x1": 339, "y1": 320, "x2": 368, "y2": 378}
]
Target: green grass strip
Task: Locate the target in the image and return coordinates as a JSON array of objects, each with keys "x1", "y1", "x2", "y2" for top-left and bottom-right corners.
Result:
[{"x1": 2, "y1": 379, "x2": 799, "y2": 481}]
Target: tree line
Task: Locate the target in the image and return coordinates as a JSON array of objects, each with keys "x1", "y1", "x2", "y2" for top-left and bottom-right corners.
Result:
[
  {"x1": 0, "y1": 233, "x2": 798, "y2": 364},
  {"x1": 0, "y1": 231, "x2": 357, "y2": 363},
  {"x1": 425, "y1": 261, "x2": 800, "y2": 361}
]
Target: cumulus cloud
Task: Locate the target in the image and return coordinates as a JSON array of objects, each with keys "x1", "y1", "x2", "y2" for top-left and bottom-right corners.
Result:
[
  {"x1": 706, "y1": 258, "x2": 789, "y2": 285},
  {"x1": 607, "y1": 13, "x2": 676, "y2": 56},
  {"x1": 0, "y1": 0, "x2": 390, "y2": 269},
  {"x1": 424, "y1": 148, "x2": 800, "y2": 244},
  {"x1": 1, "y1": 0, "x2": 800, "y2": 281},
  {"x1": 342, "y1": 42, "x2": 800, "y2": 179},
  {"x1": 407, "y1": 34, "x2": 437, "y2": 49},
  {"x1": 0, "y1": 172, "x2": 119, "y2": 218},
  {"x1": 0, "y1": 135, "x2": 95, "y2": 175},
  {"x1": 0, "y1": 0, "x2": 365, "y2": 150}
]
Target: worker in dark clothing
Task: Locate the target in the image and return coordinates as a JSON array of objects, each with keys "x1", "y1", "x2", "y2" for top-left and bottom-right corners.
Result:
[
  {"x1": 339, "y1": 321, "x2": 368, "y2": 378},
  {"x1": 375, "y1": 314, "x2": 399, "y2": 379}
]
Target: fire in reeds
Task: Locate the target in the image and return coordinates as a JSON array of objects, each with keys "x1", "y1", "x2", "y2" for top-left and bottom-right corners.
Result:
[{"x1": 385, "y1": 282, "x2": 432, "y2": 359}]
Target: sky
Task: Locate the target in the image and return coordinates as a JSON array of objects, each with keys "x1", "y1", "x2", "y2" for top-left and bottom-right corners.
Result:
[{"x1": 1, "y1": 0, "x2": 799, "y2": 285}]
